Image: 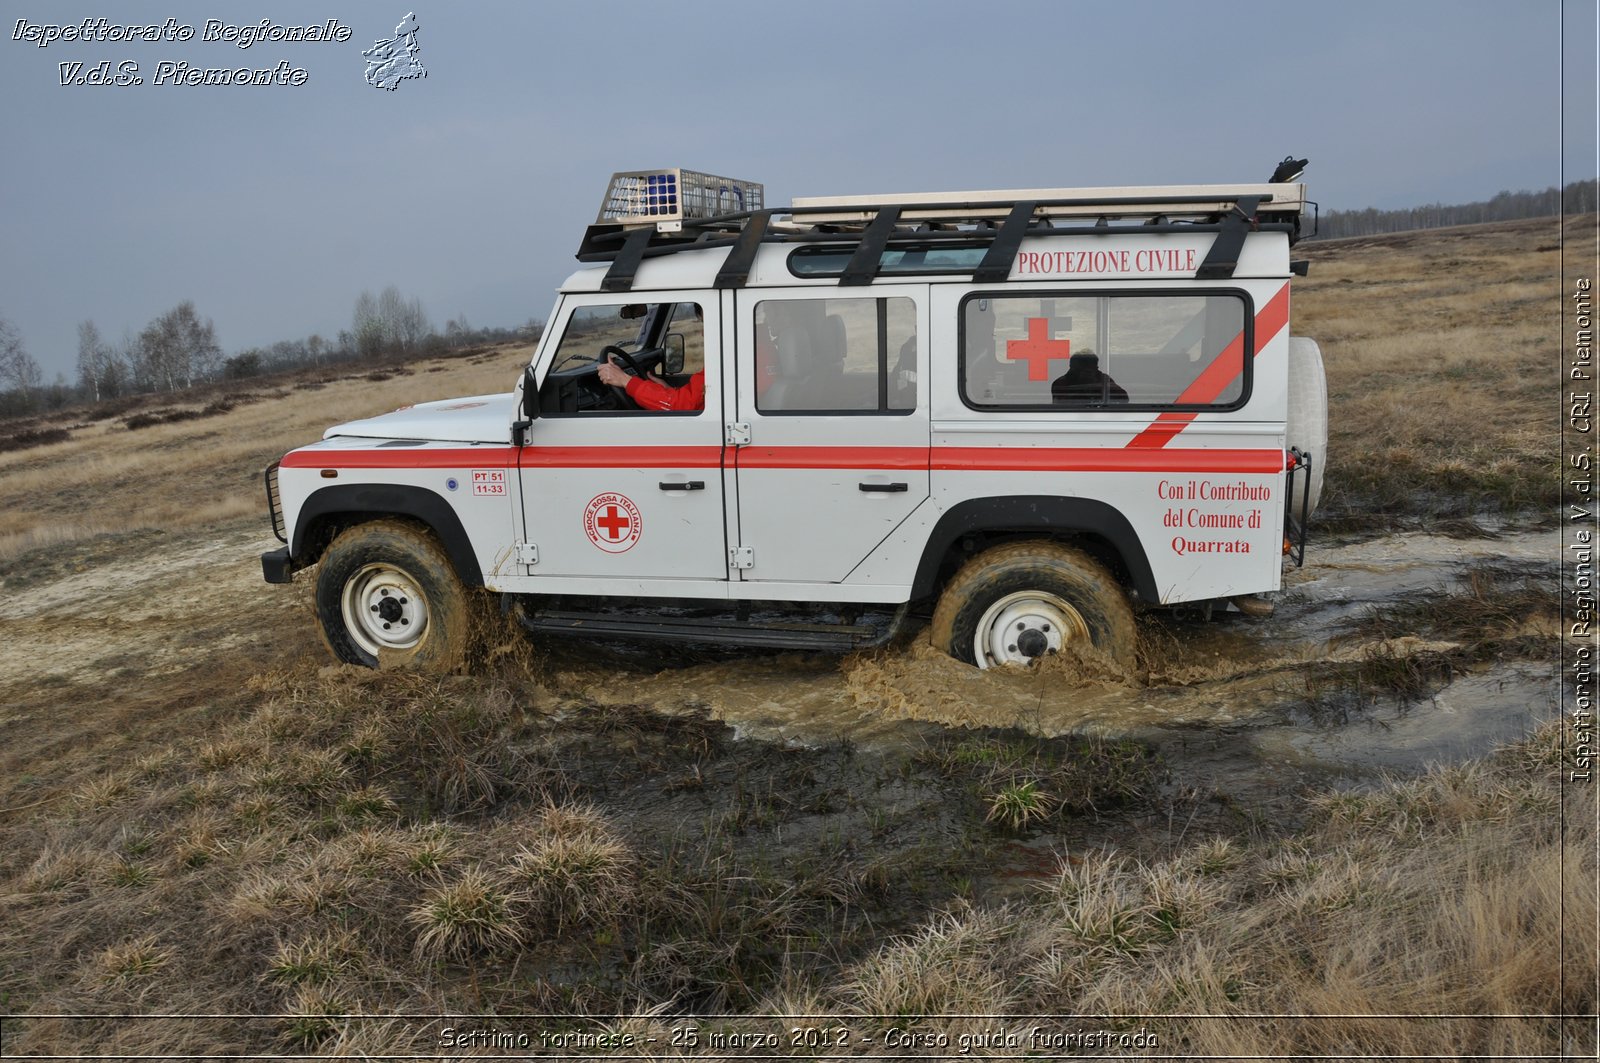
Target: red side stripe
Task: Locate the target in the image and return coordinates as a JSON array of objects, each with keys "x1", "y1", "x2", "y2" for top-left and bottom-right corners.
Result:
[
  {"x1": 1125, "y1": 283, "x2": 1290, "y2": 449},
  {"x1": 287, "y1": 443, "x2": 1282, "y2": 475}
]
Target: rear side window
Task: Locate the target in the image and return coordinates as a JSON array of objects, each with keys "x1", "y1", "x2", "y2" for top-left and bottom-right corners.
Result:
[
  {"x1": 755, "y1": 297, "x2": 917, "y2": 414},
  {"x1": 961, "y1": 292, "x2": 1249, "y2": 409}
]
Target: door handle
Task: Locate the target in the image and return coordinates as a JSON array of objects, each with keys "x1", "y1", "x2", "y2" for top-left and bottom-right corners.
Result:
[
  {"x1": 659, "y1": 480, "x2": 706, "y2": 491},
  {"x1": 858, "y1": 482, "x2": 909, "y2": 493}
]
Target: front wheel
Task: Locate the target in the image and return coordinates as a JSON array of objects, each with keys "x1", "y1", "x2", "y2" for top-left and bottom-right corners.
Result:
[
  {"x1": 315, "y1": 520, "x2": 477, "y2": 670},
  {"x1": 930, "y1": 541, "x2": 1136, "y2": 670}
]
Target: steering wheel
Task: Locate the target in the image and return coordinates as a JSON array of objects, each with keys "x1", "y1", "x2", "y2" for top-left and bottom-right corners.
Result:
[{"x1": 601, "y1": 345, "x2": 645, "y2": 406}]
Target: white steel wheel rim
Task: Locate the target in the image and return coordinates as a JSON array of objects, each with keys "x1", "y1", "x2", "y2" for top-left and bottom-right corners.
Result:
[
  {"x1": 341, "y1": 563, "x2": 429, "y2": 657},
  {"x1": 973, "y1": 590, "x2": 1090, "y2": 669}
]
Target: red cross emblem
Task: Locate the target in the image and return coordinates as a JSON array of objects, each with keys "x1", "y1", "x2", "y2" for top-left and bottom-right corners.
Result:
[
  {"x1": 583, "y1": 492, "x2": 642, "y2": 553},
  {"x1": 597, "y1": 505, "x2": 629, "y2": 540},
  {"x1": 1005, "y1": 317, "x2": 1071, "y2": 381}
]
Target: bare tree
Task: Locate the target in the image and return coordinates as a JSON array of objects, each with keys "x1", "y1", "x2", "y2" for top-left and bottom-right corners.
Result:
[
  {"x1": 137, "y1": 301, "x2": 222, "y2": 391},
  {"x1": 396, "y1": 292, "x2": 431, "y2": 352},
  {"x1": 353, "y1": 290, "x2": 383, "y2": 358},
  {"x1": 76, "y1": 319, "x2": 111, "y2": 402},
  {"x1": 355, "y1": 286, "x2": 432, "y2": 357},
  {"x1": 0, "y1": 315, "x2": 41, "y2": 407}
]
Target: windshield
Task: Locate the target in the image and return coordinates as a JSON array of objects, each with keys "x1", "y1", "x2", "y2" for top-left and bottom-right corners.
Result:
[{"x1": 548, "y1": 304, "x2": 646, "y2": 374}]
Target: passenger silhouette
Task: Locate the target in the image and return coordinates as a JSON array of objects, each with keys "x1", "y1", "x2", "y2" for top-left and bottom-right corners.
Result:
[{"x1": 1051, "y1": 351, "x2": 1128, "y2": 404}]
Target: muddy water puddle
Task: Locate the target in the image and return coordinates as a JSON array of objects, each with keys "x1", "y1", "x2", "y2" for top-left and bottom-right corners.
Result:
[{"x1": 545, "y1": 529, "x2": 1561, "y2": 798}]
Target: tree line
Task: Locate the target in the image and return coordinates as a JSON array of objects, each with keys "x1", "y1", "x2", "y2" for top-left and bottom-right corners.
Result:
[
  {"x1": 0, "y1": 285, "x2": 540, "y2": 418},
  {"x1": 1309, "y1": 178, "x2": 1597, "y2": 240}
]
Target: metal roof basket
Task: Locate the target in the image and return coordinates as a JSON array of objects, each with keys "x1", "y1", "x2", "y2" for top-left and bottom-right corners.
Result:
[{"x1": 598, "y1": 168, "x2": 765, "y2": 231}]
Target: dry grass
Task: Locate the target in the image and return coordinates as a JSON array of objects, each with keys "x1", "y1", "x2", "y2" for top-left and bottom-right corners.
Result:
[
  {"x1": 830, "y1": 724, "x2": 1594, "y2": 1057},
  {"x1": 0, "y1": 672, "x2": 1589, "y2": 1057},
  {"x1": 0, "y1": 343, "x2": 534, "y2": 563},
  {"x1": 1296, "y1": 215, "x2": 1575, "y2": 525}
]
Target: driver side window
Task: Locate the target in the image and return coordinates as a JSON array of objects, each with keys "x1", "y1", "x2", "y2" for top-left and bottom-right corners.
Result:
[
  {"x1": 538, "y1": 301, "x2": 703, "y2": 416},
  {"x1": 547, "y1": 304, "x2": 649, "y2": 375}
]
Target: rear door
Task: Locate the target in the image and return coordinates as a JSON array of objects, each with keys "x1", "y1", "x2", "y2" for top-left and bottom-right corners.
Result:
[{"x1": 730, "y1": 286, "x2": 930, "y2": 584}]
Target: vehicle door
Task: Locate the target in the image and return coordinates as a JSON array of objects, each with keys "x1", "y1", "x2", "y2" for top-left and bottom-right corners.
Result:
[
  {"x1": 518, "y1": 295, "x2": 727, "y2": 580},
  {"x1": 729, "y1": 286, "x2": 930, "y2": 584}
]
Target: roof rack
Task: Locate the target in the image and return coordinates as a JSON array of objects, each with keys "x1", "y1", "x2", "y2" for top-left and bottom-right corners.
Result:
[
  {"x1": 577, "y1": 182, "x2": 1311, "y2": 293},
  {"x1": 792, "y1": 182, "x2": 1305, "y2": 223}
]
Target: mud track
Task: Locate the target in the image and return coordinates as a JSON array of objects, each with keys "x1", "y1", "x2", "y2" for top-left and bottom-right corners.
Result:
[{"x1": 0, "y1": 521, "x2": 1559, "y2": 824}]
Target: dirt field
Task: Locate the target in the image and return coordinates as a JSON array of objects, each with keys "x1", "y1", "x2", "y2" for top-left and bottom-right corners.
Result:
[{"x1": 0, "y1": 218, "x2": 1591, "y2": 1058}]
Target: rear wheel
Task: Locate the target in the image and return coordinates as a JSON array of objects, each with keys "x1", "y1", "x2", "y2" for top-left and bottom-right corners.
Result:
[
  {"x1": 315, "y1": 520, "x2": 477, "y2": 670},
  {"x1": 930, "y1": 541, "x2": 1136, "y2": 670}
]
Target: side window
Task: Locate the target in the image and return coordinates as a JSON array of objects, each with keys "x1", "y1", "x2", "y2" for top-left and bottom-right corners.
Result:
[
  {"x1": 539, "y1": 301, "x2": 704, "y2": 416},
  {"x1": 755, "y1": 297, "x2": 917, "y2": 414},
  {"x1": 961, "y1": 293, "x2": 1248, "y2": 409}
]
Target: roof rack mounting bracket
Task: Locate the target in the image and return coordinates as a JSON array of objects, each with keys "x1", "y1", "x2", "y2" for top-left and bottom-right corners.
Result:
[
  {"x1": 713, "y1": 211, "x2": 771, "y2": 289},
  {"x1": 838, "y1": 207, "x2": 902, "y2": 286},
  {"x1": 1195, "y1": 195, "x2": 1260, "y2": 280},
  {"x1": 971, "y1": 200, "x2": 1037, "y2": 283},
  {"x1": 600, "y1": 227, "x2": 654, "y2": 292}
]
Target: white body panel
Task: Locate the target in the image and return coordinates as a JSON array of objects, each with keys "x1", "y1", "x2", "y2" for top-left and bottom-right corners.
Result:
[
  {"x1": 324, "y1": 393, "x2": 517, "y2": 444},
  {"x1": 273, "y1": 186, "x2": 1309, "y2": 614}
]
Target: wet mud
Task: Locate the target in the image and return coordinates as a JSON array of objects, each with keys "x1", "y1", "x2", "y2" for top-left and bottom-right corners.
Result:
[
  {"x1": 0, "y1": 522, "x2": 1560, "y2": 832},
  {"x1": 530, "y1": 530, "x2": 1558, "y2": 803}
]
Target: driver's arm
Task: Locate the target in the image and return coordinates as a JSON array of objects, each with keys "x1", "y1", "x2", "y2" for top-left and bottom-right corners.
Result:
[
  {"x1": 624, "y1": 371, "x2": 704, "y2": 412},
  {"x1": 598, "y1": 354, "x2": 704, "y2": 411}
]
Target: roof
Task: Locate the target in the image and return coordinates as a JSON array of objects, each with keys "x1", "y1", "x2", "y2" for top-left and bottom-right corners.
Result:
[{"x1": 571, "y1": 182, "x2": 1313, "y2": 293}]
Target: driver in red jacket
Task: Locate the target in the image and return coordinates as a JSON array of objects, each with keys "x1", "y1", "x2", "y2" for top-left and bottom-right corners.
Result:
[
  {"x1": 597, "y1": 357, "x2": 704, "y2": 411},
  {"x1": 596, "y1": 328, "x2": 776, "y2": 412}
]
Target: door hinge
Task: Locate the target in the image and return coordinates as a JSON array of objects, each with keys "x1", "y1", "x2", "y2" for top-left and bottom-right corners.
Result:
[
  {"x1": 725, "y1": 422, "x2": 751, "y2": 446},
  {"x1": 729, "y1": 546, "x2": 754, "y2": 569},
  {"x1": 515, "y1": 542, "x2": 538, "y2": 566}
]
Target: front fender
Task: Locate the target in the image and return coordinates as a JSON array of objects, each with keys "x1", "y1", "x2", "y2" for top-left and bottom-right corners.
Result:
[{"x1": 291, "y1": 483, "x2": 485, "y2": 587}]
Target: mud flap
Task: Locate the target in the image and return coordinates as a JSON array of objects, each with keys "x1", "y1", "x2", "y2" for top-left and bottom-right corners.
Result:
[{"x1": 261, "y1": 547, "x2": 295, "y2": 584}]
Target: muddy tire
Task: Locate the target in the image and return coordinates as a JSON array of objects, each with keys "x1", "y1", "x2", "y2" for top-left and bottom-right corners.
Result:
[
  {"x1": 315, "y1": 519, "x2": 477, "y2": 671},
  {"x1": 930, "y1": 541, "x2": 1136, "y2": 670}
]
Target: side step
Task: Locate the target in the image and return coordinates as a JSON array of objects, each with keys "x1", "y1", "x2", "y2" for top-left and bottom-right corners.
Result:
[{"x1": 511, "y1": 605, "x2": 906, "y2": 652}]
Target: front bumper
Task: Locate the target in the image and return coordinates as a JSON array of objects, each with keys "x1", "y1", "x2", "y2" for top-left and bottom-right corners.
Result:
[{"x1": 262, "y1": 546, "x2": 295, "y2": 584}]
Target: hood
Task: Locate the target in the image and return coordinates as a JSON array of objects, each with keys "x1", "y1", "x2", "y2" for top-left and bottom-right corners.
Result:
[{"x1": 323, "y1": 392, "x2": 517, "y2": 444}]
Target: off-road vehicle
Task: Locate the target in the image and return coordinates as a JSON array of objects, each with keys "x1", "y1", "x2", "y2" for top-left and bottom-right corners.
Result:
[{"x1": 262, "y1": 165, "x2": 1326, "y2": 670}]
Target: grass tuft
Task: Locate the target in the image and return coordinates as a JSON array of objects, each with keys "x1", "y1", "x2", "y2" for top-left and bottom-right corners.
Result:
[
  {"x1": 985, "y1": 778, "x2": 1056, "y2": 832},
  {"x1": 407, "y1": 866, "x2": 522, "y2": 963},
  {"x1": 501, "y1": 804, "x2": 635, "y2": 935},
  {"x1": 94, "y1": 935, "x2": 172, "y2": 986}
]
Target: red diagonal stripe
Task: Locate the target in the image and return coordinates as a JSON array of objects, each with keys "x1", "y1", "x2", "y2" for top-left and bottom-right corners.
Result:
[{"x1": 1126, "y1": 283, "x2": 1290, "y2": 449}]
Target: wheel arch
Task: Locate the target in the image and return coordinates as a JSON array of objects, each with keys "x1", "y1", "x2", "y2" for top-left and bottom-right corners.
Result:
[
  {"x1": 910, "y1": 496, "x2": 1158, "y2": 604},
  {"x1": 291, "y1": 484, "x2": 485, "y2": 587}
]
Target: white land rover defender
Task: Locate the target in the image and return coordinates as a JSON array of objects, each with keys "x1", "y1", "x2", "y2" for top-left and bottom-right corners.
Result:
[{"x1": 261, "y1": 165, "x2": 1327, "y2": 670}]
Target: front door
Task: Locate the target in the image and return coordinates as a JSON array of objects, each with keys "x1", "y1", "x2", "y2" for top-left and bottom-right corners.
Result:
[
  {"x1": 518, "y1": 294, "x2": 728, "y2": 580},
  {"x1": 730, "y1": 287, "x2": 930, "y2": 584}
]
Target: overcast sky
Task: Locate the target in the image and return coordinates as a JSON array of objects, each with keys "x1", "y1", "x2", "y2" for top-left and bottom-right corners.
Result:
[{"x1": 1, "y1": 0, "x2": 1595, "y2": 380}]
